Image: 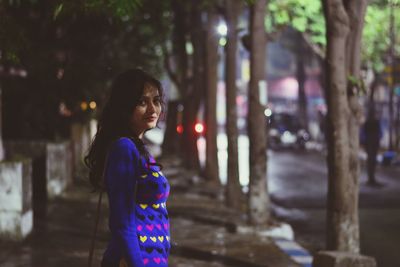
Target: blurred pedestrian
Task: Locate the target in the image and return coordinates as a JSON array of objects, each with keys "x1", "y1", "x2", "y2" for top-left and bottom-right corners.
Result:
[
  {"x1": 85, "y1": 68, "x2": 170, "y2": 267},
  {"x1": 363, "y1": 106, "x2": 382, "y2": 186},
  {"x1": 317, "y1": 109, "x2": 326, "y2": 143}
]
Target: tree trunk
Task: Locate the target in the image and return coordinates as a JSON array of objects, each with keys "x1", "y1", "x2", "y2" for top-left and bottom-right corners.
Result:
[
  {"x1": 182, "y1": 96, "x2": 201, "y2": 169},
  {"x1": 345, "y1": 1, "x2": 368, "y2": 251},
  {"x1": 183, "y1": 1, "x2": 206, "y2": 171},
  {"x1": 248, "y1": 0, "x2": 270, "y2": 225},
  {"x1": 224, "y1": 0, "x2": 243, "y2": 209},
  {"x1": 396, "y1": 98, "x2": 400, "y2": 150},
  {"x1": 296, "y1": 41, "x2": 308, "y2": 130},
  {"x1": 322, "y1": 0, "x2": 367, "y2": 253},
  {"x1": 0, "y1": 87, "x2": 4, "y2": 160},
  {"x1": 366, "y1": 78, "x2": 379, "y2": 185},
  {"x1": 204, "y1": 8, "x2": 220, "y2": 185},
  {"x1": 161, "y1": 100, "x2": 180, "y2": 155},
  {"x1": 165, "y1": 0, "x2": 202, "y2": 170},
  {"x1": 388, "y1": 6, "x2": 395, "y2": 150}
]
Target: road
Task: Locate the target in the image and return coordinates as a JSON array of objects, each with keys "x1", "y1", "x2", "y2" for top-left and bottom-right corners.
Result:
[
  {"x1": 267, "y1": 149, "x2": 400, "y2": 267},
  {"x1": 196, "y1": 133, "x2": 400, "y2": 266}
]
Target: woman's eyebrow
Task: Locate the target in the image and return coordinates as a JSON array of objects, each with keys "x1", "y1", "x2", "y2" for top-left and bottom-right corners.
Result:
[{"x1": 141, "y1": 95, "x2": 160, "y2": 99}]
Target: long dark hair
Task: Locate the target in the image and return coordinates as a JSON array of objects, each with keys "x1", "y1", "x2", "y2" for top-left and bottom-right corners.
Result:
[{"x1": 84, "y1": 68, "x2": 164, "y2": 191}]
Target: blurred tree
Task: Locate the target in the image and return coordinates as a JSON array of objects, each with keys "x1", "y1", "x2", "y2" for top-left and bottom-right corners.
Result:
[
  {"x1": 187, "y1": 0, "x2": 206, "y2": 171},
  {"x1": 322, "y1": 0, "x2": 368, "y2": 253},
  {"x1": 264, "y1": 0, "x2": 399, "y2": 251},
  {"x1": 163, "y1": 0, "x2": 221, "y2": 184},
  {"x1": 204, "y1": 6, "x2": 220, "y2": 185},
  {"x1": 267, "y1": 0, "x2": 326, "y2": 47},
  {"x1": 295, "y1": 31, "x2": 309, "y2": 130},
  {"x1": 0, "y1": 0, "x2": 170, "y2": 140},
  {"x1": 362, "y1": 0, "x2": 400, "y2": 72},
  {"x1": 266, "y1": 0, "x2": 400, "y2": 80},
  {"x1": 279, "y1": 29, "x2": 313, "y2": 130},
  {"x1": 267, "y1": 0, "x2": 325, "y2": 129},
  {"x1": 247, "y1": 0, "x2": 270, "y2": 225},
  {"x1": 224, "y1": 0, "x2": 243, "y2": 209},
  {"x1": 362, "y1": 1, "x2": 400, "y2": 150},
  {"x1": 163, "y1": 0, "x2": 202, "y2": 170}
]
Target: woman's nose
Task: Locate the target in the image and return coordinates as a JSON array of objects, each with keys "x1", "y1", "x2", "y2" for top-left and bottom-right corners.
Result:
[{"x1": 147, "y1": 102, "x2": 156, "y2": 113}]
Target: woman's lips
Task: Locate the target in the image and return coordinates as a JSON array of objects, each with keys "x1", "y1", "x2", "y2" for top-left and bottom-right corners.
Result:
[{"x1": 145, "y1": 116, "x2": 157, "y2": 121}]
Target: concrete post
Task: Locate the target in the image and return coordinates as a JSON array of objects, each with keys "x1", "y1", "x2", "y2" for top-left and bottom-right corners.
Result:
[
  {"x1": 3, "y1": 140, "x2": 73, "y2": 224},
  {"x1": 0, "y1": 159, "x2": 33, "y2": 240},
  {"x1": 46, "y1": 141, "x2": 73, "y2": 197},
  {"x1": 71, "y1": 122, "x2": 92, "y2": 179}
]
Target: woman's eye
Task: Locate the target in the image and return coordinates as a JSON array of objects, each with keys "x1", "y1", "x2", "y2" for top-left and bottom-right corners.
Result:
[
  {"x1": 154, "y1": 99, "x2": 161, "y2": 105},
  {"x1": 138, "y1": 100, "x2": 146, "y2": 106}
]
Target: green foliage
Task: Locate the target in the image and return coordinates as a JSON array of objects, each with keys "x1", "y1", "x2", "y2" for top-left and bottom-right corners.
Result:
[
  {"x1": 244, "y1": 0, "x2": 256, "y2": 6},
  {"x1": 53, "y1": 3, "x2": 63, "y2": 20},
  {"x1": 267, "y1": 0, "x2": 325, "y2": 46},
  {"x1": 264, "y1": 0, "x2": 399, "y2": 73},
  {"x1": 348, "y1": 74, "x2": 367, "y2": 95},
  {"x1": 4, "y1": 51, "x2": 19, "y2": 63},
  {"x1": 362, "y1": 3, "x2": 400, "y2": 72},
  {"x1": 84, "y1": 0, "x2": 143, "y2": 19}
]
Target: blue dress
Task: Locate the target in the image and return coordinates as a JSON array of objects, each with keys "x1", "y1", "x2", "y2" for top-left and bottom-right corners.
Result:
[{"x1": 102, "y1": 137, "x2": 170, "y2": 267}]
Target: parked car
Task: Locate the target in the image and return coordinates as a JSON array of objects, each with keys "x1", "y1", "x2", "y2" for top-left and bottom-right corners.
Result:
[{"x1": 267, "y1": 112, "x2": 310, "y2": 149}]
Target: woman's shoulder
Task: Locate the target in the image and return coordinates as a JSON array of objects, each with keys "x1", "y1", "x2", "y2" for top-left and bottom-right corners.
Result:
[{"x1": 109, "y1": 137, "x2": 139, "y2": 155}]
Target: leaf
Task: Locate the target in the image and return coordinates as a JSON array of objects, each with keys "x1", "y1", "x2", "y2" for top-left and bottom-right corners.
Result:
[
  {"x1": 5, "y1": 51, "x2": 20, "y2": 64},
  {"x1": 361, "y1": 3, "x2": 400, "y2": 72},
  {"x1": 53, "y1": 3, "x2": 64, "y2": 20},
  {"x1": 244, "y1": 0, "x2": 256, "y2": 6},
  {"x1": 292, "y1": 17, "x2": 307, "y2": 32}
]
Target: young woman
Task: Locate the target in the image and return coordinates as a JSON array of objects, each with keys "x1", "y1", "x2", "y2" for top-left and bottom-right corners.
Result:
[{"x1": 85, "y1": 68, "x2": 170, "y2": 267}]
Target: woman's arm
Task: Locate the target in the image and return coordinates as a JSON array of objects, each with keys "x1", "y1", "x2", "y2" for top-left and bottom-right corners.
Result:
[{"x1": 105, "y1": 138, "x2": 144, "y2": 267}]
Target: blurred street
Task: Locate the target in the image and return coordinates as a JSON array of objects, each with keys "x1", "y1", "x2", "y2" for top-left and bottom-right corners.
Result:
[
  {"x1": 187, "y1": 132, "x2": 400, "y2": 266},
  {"x1": 0, "y1": 153, "x2": 301, "y2": 267},
  {"x1": 267, "y1": 149, "x2": 400, "y2": 267}
]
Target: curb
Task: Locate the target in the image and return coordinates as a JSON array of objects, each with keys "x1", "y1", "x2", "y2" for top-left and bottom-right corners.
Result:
[
  {"x1": 237, "y1": 223, "x2": 313, "y2": 267},
  {"x1": 274, "y1": 238, "x2": 313, "y2": 267}
]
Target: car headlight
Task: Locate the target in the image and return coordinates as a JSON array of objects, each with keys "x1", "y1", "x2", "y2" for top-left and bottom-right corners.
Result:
[{"x1": 281, "y1": 131, "x2": 296, "y2": 144}]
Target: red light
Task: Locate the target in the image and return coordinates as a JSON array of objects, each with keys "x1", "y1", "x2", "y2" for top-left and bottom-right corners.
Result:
[
  {"x1": 194, "y1": 123, "x2": 204, "y2": 134},
  {"x1": 176, "y1": 125, "x2": 184, "y2": 134}
]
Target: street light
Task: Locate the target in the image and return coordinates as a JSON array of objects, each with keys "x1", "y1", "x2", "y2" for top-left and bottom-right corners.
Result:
[
  {"x1": 217, "y1": 21, "x2": 227, "y2": 47},
  {"x1": 217, "y1": 22, "x2": 227, "y2": 36}
]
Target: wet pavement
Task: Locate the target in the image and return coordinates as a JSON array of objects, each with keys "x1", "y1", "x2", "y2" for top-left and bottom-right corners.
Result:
[{"x1": 0, "y1": 155, "x2": 300, "y2": 267}]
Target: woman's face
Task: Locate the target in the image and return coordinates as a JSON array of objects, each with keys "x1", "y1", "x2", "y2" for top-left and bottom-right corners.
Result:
[{"x1": 130, "y1": 83, "x2": 162, "y2": 138}]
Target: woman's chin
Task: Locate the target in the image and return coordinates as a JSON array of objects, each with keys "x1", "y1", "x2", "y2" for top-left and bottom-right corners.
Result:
[{"x1": 146, "y1": 123, "x2": 157, "y2": 130}]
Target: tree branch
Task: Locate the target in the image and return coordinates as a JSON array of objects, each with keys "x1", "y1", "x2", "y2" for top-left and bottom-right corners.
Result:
[
  {"x1": 301, "y1": 32, "x2": 326, "y2": 61},
  {"x1": 265, "y1": 24, "x2": 288, "y2": 42},
  {"x1": 162, "y1": 43, "x2": 180, "y2": 89}
]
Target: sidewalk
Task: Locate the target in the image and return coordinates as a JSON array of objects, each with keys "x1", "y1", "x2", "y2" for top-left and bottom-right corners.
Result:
[{"x1": 0, "y1": 155, "x2": 301, "y2": 267}]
